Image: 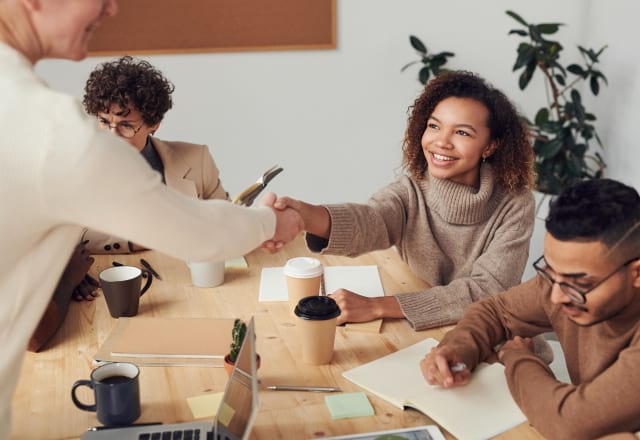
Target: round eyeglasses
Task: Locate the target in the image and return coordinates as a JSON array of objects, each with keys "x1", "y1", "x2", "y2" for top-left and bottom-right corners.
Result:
[
  {"x1": 97, "y1": 117, "x2": 144, "y2": 139},
  {"x1": 532, "y1": 255, "x2": 640, "y2": 304}
]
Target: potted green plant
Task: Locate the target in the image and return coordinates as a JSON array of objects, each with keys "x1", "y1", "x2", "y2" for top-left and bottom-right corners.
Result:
[
  {"x1": 506, "y1": 10, "x2": 608, "y2": 195},
  {"x1": 223, "y1": 319, "x2": 260, "y2": 375}
]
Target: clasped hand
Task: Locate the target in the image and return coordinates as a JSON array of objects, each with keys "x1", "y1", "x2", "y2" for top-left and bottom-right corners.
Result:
[{"x1": 260, "y1": 193, "x2": 305, "y2": 253}]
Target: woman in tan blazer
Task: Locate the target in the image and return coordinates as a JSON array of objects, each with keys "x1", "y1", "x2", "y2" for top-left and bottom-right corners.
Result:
[
  {"x1": 29, "y1": 56, "x2": 229, "y2": 350},
  {"x1": 82, "y1": 56, "x2": 229, "y2": 255}
]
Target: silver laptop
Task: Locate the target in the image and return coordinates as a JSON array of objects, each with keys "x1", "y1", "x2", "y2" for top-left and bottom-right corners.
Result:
[{"x1": 82, "y1": 317, "x2": 259, "y2": 440}]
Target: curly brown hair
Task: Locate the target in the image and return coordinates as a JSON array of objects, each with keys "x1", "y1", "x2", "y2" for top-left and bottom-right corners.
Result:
[
  {"x1": 83, "y1": 56, "x2": 174, "y2": 126},
  {"x1": 402, "y1": 70, "x2": 535, "y2": 192}
]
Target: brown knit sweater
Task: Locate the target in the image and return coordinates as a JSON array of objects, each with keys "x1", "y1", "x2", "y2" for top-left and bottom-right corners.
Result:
[
  {"x1": 440, "y1": 276, "x2": 640, "y2": 439},
  {"x1": 306, "y1": 164, "x2": 535, "y2": 330}
]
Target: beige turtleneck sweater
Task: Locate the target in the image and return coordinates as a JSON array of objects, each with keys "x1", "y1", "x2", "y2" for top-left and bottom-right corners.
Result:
[{"x1": 306, "y1": 164, "x2": 535, "y2": 330}]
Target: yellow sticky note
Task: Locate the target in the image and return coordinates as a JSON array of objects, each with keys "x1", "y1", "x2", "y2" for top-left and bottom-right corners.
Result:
[
  {"x1": 186, "y1": 393, "x2": 224, "y2": 419},
  {"x1": 218, "y1": 401, "x2": 236, "y2": 426}
]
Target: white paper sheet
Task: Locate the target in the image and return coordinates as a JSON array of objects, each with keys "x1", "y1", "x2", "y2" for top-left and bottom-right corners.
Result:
[{"x1": 258, "y1": 265, "x2": 384, "y2": 302}]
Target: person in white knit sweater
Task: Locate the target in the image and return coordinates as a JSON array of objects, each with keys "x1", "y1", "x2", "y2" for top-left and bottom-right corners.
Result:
[
  {"x1": 0, "y1": 0, "x2": 302, "y2": 437},
  {"x1": 272, "y1": 71, "x2": 537, "y2": 331}
]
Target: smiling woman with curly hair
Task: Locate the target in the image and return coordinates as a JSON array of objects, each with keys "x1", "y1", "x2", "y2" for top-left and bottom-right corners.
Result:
[
  {"x1": 403, "y1": 70, "x2": 535, "y2": 192},
  {"x1": 273, "y1": 70, "x2": 541, "y2": 335}
]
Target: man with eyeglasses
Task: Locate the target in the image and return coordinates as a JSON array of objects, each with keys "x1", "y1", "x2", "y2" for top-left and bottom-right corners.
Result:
[{"x1": 420, "y1": 178, "x2": 640, "y2": 439}]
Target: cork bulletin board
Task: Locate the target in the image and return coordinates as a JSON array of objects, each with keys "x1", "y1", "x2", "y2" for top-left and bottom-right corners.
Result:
[{"x1": 88, "y1": 0, "x2": 336, "y2": 55}]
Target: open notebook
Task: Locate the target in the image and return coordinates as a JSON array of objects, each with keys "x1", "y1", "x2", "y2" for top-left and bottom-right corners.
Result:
[{"x1": 343, "y1": 338, "x2": 527, "y2": 440}]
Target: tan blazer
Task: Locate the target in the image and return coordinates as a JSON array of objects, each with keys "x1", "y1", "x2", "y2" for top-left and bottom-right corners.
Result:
[{"x1": 84, "y1": 137, "x2": 228, "y2": 254}]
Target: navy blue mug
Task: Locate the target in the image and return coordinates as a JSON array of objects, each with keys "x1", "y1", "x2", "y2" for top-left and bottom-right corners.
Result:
[{"x1": 71, "y1": 362, "x2": 141, "y2": 426}]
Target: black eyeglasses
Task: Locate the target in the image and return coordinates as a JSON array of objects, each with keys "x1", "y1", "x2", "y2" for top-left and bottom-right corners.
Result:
[
  {"x1": 533, "y1": 255, "x2": 640, "y2": 304},
  {"x1": 97, "y1": 117, "x2": 145, "y2": 139}
]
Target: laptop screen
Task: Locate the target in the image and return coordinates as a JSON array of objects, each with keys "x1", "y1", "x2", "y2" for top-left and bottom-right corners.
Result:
[{"x1": 214, "y1": 317, "x2": 258, "y2": 440}]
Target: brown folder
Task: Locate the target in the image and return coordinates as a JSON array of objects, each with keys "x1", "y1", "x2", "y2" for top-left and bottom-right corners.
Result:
[{"x1": 94, "y1": 317, "x2": 234, "y2": 367}]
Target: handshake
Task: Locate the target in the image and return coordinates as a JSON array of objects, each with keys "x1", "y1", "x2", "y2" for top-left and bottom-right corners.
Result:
[
  {"x1": 233, "y1": 165, "x2": 326, "y2": 253},
  {"x1": 258, "y1": 192, "x2": 315, "y2": 253}
]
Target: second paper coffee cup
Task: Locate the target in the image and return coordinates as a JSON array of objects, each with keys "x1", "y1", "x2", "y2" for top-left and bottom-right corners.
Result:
[
  {"x1": 294, "y1": 296, "x2": 341, "y2": 365},
  {"x1": 283, "y1": 257, "x2": 323, "y2": 315}
]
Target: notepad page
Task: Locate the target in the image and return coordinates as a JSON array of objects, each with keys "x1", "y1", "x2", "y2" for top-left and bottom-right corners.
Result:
[
  {"x1": 343, "y1": 338, "x2": 439, "y2": 408},
  {"x1": 343, "y1": 338, "x2": 527, "y2": 440}
]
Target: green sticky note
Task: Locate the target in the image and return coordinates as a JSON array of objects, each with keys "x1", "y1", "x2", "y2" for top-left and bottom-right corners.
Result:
[{"x1": 324, "y1": 392, "x2": 374, "y2": 420}]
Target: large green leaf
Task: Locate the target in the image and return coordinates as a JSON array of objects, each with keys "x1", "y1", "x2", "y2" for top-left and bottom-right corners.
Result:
[
  {"x1": 508, "y1": 29, "x2": 528, "y2": 37},
  {"x1": 519, "y1": 60, "x2": 536, "y2": 89},
  {"x1": 410, "y1": 35, "x2": 427, "y2": 54},
  {"x1": 592, "y1": 69, "x2": 609, "y2": 85},
  {"x1": 534, "y1": 108, "x2": 550, "y2": 126},
  {"x1": 419, "y1": 66, "x2": 431, "y2": 85},
  {"x1": 506, "y1": 10, "x2": 529, "y2": 27},
  {"x1": 536, "y1": 23, "x2": 563, "y2": 34},
  {"x1": 539, "y1": 138, "x2": 564, "y2": 158},
  {"x1": 590, "y1": 76, "x2": 600, "y2": 95},
  {"x1": 567, "y1": 64, "x2": 586, "y2": 77},
  {"x1": 570, "y1": 89, "x2": 582, "y2": 104},
  {"x1": 513, "y1": 44, "x2": 535, "y2": 70}
]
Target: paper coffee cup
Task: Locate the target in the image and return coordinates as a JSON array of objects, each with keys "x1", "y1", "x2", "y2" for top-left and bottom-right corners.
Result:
[
  {"x1": 294, "y1": 296, "x2": 341, "y2": 365},
  {"x1": 188, "y1": 260, "x2": 225, "y2": 287},
  {"x1": 283, "y1": 257, "x2": 323, "y2": 315}
]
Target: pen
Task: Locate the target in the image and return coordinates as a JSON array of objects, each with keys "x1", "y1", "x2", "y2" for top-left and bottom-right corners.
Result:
[
  {"x1": 267, "y1": 385, "x2": 341, "y2": 392},
  {"x1": 140, "y1": 258, "x2": 162, "y2": 280},
  {"x1": 450, "y1": 362, "x2": 467, "y2": 373},
  {"x1": 87, "y1": 422, "x2": 162, "y2": 431}
]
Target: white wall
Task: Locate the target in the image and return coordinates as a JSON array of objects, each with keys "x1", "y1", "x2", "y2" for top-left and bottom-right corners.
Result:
[
  {"x1": 36, "y1": 0, "x2": 640, "y2": 203},
  {"x1": 37, "y1": 0, "x2": 640, "y2": 278}
]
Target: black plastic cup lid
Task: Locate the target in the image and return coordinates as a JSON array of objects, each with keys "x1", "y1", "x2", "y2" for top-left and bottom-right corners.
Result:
[{"x1": 294, "y1": 296, "x2": 341, "y2": 320}]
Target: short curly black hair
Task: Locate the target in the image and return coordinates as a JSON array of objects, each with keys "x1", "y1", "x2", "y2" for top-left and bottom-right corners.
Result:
[
  {"x1": 402, "y1": 70, "x2": 535, "y2": 193},
  {"x1": 547, "y1": 179, "x2": 640, "y2": 258},
  {"x1": 83, "y1": 56, "x2": 174, "y2": 126}
]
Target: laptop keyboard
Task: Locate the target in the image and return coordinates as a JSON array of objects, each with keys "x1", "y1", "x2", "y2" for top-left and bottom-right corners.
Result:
[{"x1": 139, "y1": 430, "x2": 213, "y2": 440}]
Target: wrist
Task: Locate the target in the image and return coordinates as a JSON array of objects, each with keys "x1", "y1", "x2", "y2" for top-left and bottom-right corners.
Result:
[{"x1": 375, "y1": 296, "x2": 405, "y2": 319}]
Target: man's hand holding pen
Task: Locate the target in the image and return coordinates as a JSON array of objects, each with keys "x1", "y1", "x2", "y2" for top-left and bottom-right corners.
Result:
[{"x1": 420, "y1": 345, "x2": 471, "y2": 389}]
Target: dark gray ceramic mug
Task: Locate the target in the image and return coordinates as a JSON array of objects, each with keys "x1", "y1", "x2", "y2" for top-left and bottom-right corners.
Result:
[
  {"x1": 99, "y1": 266, "x2": 152, "y2": 318},
  {"x1": 71, "y1": 362, "x2": 141, "y2": 427}
]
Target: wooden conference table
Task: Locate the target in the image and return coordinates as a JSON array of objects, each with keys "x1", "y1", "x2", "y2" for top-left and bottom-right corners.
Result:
[{"x1": 11, "y1": 235, "x2": 543, "y2": 440}]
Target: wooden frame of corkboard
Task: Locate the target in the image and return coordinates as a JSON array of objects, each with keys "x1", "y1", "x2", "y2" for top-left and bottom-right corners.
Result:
[{"x1": 88, "y1": 0, "x2": 336, "y2": 55}]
